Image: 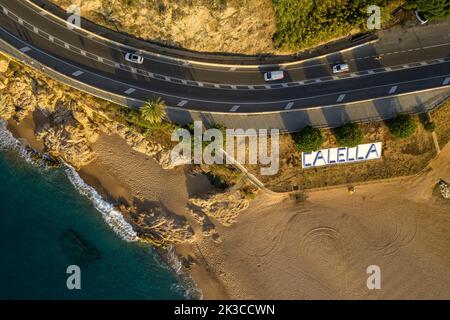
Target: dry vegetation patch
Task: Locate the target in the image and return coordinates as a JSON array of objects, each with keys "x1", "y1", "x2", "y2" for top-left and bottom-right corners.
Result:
[{"x1": 248, "y1": 118, "x2": 436, "y2": 191}]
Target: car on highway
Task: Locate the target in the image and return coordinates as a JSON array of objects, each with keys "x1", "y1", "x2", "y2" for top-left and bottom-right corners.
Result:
[
  {"x1": 125, "y1": 52, "x2": 144, "y2": 64},
  {"x1": 332, "y1": 63, "x2": 349, "y2": 74},
  {"x1": 414, "y1": 10, "x2": 428, "y2": 25},
  {"x1": 264, "y1": 71, "x2": 284, "y2": 82}
]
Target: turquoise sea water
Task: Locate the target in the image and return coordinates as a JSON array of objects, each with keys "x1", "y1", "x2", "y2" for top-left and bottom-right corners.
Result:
[{"x1": 0, "y1": 123, "x2": 189, "y2": 299}]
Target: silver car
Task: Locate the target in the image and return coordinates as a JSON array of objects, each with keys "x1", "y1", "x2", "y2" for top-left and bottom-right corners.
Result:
[
  {"x1": 125, "y1": 52, "x2": 144, "y2": 64},
  {"x1": 332, "y1": 63, "x2": 349, "y2": 74},
  {"x1": 264, "y1": 70, "x2": 284, "y2": 81}
]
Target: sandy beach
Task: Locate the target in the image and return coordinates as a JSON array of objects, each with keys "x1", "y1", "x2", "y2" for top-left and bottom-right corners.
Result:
[
  {"x1": 7, "y1": 114, "x2": 450, "y2": 299},
  {"x1": 188, "y1": 145, "x2": 450, "y2": 299}
]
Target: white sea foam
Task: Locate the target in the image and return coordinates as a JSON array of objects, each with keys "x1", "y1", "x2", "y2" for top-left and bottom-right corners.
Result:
[
  {"x1": 0, "y1": 120, "x2": 33, "y2": 163},
  {"x1": 167, "y1": 244, "x2": 203, "y2": 300},
  {"x1": 1, "y1": 119, "x2": 193, "y2": 296},
  {"x1": 64, "y1": 164, "x2": 138, "y2": 242}
]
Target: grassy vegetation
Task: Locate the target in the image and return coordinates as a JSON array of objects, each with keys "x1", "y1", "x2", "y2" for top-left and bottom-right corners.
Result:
[
  {"x1": 271, "y1": 0, "x2": 391, "y2": 51},
  {"x1": 431, "y1": 100, "x2": 450, "y2": 148},
  {"x1": 404, "y1": 0, "x2": 450, "y2": 20}
]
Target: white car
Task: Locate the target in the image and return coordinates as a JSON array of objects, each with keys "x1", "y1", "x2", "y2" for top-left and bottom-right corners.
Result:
[
  {"x1": 125, "y1": 52, "x2": 144, "y2": 64},
  {"x1": 264, "y1": 70, "x2": 284, "y2": 82},
  {"x1": 332, "y1": 63, "x2": 349, "y2": 74},
  {"x1": 414, "y1": 10, "x2": 428, "y2": 25}
]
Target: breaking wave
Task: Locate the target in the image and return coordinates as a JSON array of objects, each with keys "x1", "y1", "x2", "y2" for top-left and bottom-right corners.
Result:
[
  {"x1": 64, "y1": 164, "x2": 138, "y2": 242},
  {"x1": 0, "y1": 120, "x2": 33, "y2": 163},
  {"x1": 167, "y1": 244, "x2": 203, "y2": 300}
]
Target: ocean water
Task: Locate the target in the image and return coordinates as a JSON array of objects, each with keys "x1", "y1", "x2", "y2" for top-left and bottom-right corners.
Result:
[{"x1": 0, "y1": 122, "x2": 190, "y2": 299}]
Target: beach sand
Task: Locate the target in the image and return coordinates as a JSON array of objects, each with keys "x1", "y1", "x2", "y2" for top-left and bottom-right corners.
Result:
[
  {"x1": 7, "y1": 115, "x2": 450, "y2": 299},
  {"x1": 188, "y1": 144, "x2": 450, "y2": 299}
]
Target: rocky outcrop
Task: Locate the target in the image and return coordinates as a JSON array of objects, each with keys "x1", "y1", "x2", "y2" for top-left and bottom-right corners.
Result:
[
  {"x1": 0, "y1": 75, "x2": 37, "y2": 122},
  {"x1": 51, "y1": 0, "x2": 276, "y2": 54},
  {"x1": 189, "y1": 189, "x2": 249, "y2": 227},
  {"x1": 36, "y1": 104, "x2": 98, "y2": 169},
  {"x1": 119, "y1": 204, "x2": 194, "y2": 247}
]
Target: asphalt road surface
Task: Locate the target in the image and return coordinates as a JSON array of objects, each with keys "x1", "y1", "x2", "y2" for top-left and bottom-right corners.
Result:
[{"x1": 0, "y1": 0, "x2": 449, "y2": 113}]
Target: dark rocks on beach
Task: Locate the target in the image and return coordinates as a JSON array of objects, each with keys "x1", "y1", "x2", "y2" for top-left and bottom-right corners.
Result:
[{"x1": 25, "y1": 145, "x2": 61, "y2": 168}]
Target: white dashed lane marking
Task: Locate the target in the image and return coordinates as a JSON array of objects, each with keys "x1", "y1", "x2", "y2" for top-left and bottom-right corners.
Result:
[
  {"x1": 124, "y1": 88, "x2": 136, "y2": 94},
  {"x1": 20, "y1": 46, "x2": 31, "y2": 53},
  {"x1": 443, "y1": 77, "x2": 450, "y2": 85},
  {"x1": 285, "y1": 102, "x2": 294, "y2": 110},
  {"x1": 230, "y1": 105, "x2": 240, "y2": 112},
  {"x1": 177, "y1": 100, "x2": 188, "y2": 107},
  {"x1": 336, "y1": 94, "x2": 346, "y2": 103},
  {"x1": 229, "y1": 67, "x2": 236, "y2": 71},
  {"x1": 72, "y1": 70, "x2": 83, "y2": 77},
  {"x1": 389, "y1": 85, "x2": 398, "y2": 94}
]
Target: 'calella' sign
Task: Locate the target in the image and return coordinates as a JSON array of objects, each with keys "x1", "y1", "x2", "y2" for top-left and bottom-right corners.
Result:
[{"x1": 302, "y1": 142, "x2": 382, "y2": 168}]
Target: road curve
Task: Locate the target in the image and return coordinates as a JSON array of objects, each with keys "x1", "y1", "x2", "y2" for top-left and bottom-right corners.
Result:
[{"x1": 0, "y1": 0, "x2": 449, "y2": 114}]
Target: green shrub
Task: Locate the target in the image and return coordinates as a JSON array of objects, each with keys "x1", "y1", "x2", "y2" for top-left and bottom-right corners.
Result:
[
  {"x1": 335, "y1": 122, "x2": 363, "y2": 147},
  {"x1": 271, "y1": 0, "x2": 391, "y2": 51},
  {"x1": 294, "y1": 126, "x2": 324, "y2": 152},
  {"x1": 404, "y1": 0, "x2": 450, "y2": 20},
  {"x1": 387, "y1": 114, "x2": 417, "y2": 139},
  {"x1": 424, "y1": 120, "x2": 436, "y2": 132}
]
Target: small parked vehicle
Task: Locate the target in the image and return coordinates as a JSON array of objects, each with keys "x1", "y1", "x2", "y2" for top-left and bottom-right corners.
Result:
[
  {"x1": 414, "y1": 10, "x2": 428, "y2": 25},
  {"x1": 125, "y1": 52, "x2": 144, "y2": 64},
  {"x1": 332, "y1": 63, "x2": 349, "y2": 74},
  {"x1": 264, "y1": 70, "x2": 284, "y2": 82}
]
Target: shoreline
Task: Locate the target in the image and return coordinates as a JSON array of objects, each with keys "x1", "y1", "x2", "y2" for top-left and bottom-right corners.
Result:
[
  {"x1": 4, "y1": 114, "x2": 450, "y2": 299},
  {"x1": 5, "y1": 116, "x2": 227, "y2": 299}
]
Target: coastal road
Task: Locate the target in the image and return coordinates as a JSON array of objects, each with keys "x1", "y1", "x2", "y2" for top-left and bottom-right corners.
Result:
[{"x1": 0, "y1": 0, "x2": 449, "y2": 114}]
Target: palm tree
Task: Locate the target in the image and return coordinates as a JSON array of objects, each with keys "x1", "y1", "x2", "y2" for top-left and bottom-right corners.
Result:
[{"x1": 140, "y1": 97, "x2": 166, "y2": 124}]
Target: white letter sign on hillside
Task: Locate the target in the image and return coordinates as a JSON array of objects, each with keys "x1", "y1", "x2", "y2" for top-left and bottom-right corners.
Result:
[{"x1": 302, "y1": 142, "x2": 382, "y2": 168}]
